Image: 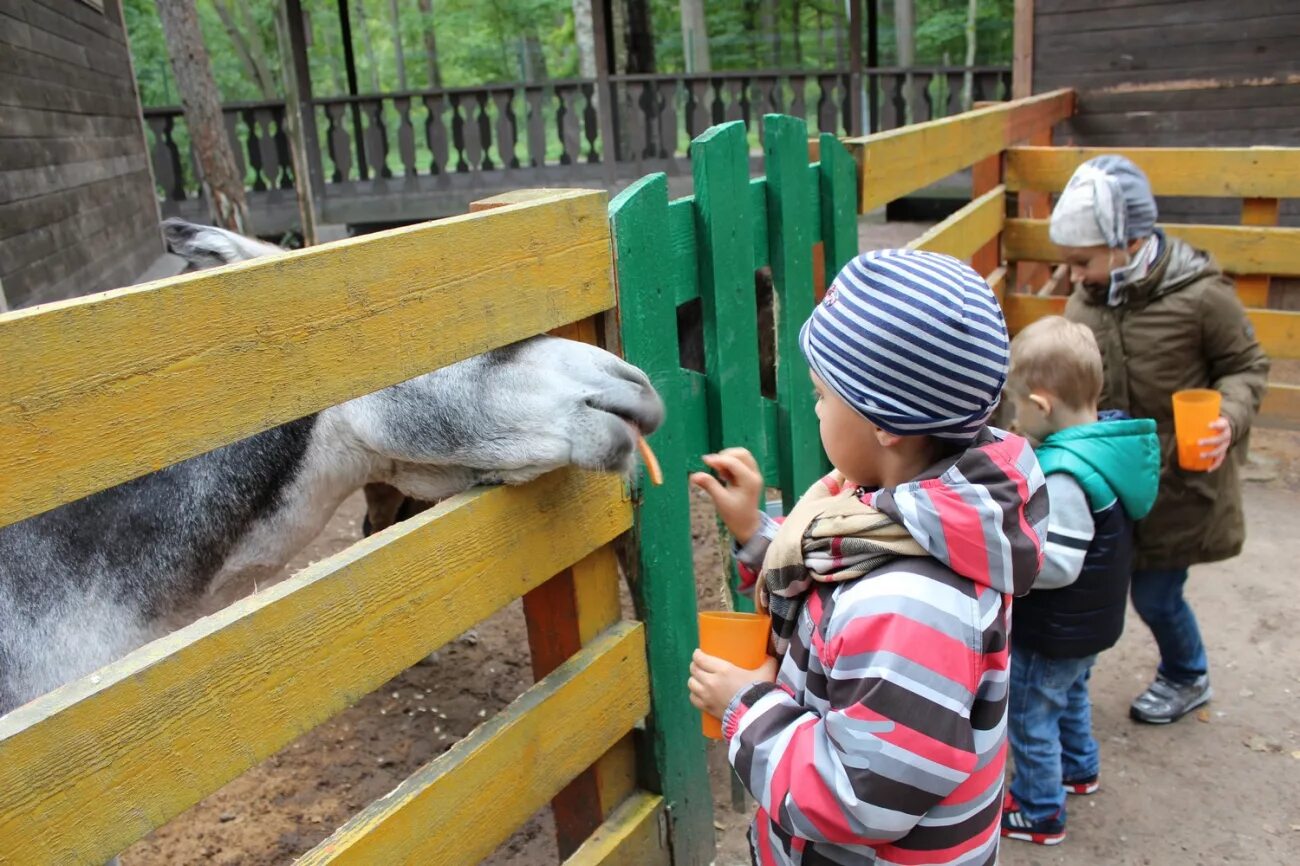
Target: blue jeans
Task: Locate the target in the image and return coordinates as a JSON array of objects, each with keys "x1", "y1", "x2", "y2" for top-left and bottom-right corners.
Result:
[
  {"x1": 1130, "y1": 567, "x2": 1208, "y2": 683},
  {"x1": 1008, "y1": 644, "x2": 1099, "y2": 823}
]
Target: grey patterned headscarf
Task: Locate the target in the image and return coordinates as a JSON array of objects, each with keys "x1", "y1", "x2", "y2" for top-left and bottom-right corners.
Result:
[{"x1": 1049, "y1": 155, "x2": 1158, "y2": 249}]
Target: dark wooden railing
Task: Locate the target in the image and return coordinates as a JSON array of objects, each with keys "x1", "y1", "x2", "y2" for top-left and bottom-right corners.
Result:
[{"x1": 142, "y1": 66, "x2": 1009, "y2": 229}]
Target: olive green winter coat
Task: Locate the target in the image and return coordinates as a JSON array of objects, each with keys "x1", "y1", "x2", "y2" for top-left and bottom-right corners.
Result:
[{"x1": 1065, "y1": 232, "x2": 1270, "y2": 570}]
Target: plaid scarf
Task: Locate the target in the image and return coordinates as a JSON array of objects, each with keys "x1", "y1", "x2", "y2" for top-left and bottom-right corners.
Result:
[{"x1": 759, "y1": 473, "x2": 926, "y2": 655}]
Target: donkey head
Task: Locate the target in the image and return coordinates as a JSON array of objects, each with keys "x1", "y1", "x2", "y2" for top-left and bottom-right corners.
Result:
[{"x1": 162, "y1": 218, "x2": 284, "y2": 271}]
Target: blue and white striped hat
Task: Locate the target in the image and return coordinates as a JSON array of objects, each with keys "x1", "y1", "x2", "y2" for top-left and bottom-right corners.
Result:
[{"x1": 800, "y1": 249, "x2": 1009, "y2": 442}]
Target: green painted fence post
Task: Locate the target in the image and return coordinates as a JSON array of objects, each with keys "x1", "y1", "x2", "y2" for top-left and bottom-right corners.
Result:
[
  {"x1": 764, "y1": 115, "x2": 822, "y2": 510},
  {"x1": 610, "y1": 173, "x2": 716, "y2": 866},
  {"x1": 819, "y1": 131, "x2": 860, "y2": 279},
  {"x1": 692, "y1": 121, "x2": 767, "y2": 468}
]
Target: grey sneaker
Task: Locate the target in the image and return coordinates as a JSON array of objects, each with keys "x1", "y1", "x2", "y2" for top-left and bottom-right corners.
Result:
[{"x1": 1130, "y1": 674, "x2": 1211, "y2": 724}]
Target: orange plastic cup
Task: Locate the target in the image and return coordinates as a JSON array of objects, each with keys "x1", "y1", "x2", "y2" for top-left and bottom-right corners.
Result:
[
  {"x1": 697, "y1": 611, "x2": 771, "y2": 739},
  {"x1": 1172, "y1": 389, "x2": 1222, "y2": 471}
]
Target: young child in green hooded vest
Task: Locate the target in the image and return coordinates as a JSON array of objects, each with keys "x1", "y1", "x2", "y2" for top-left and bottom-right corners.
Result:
[{"x1": 999, "y1": 315, "x2": 1160, "y2": 846}]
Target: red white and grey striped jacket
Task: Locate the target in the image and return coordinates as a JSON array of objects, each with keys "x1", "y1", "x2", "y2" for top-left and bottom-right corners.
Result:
[{"x1": 724, "y1": 429, "x2": 1047, "y2": 866}]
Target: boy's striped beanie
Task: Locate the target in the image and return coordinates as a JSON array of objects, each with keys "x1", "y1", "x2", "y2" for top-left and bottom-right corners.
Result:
[{"x1": 799, "y1": 249, "x2": 1009, "y2": 442}]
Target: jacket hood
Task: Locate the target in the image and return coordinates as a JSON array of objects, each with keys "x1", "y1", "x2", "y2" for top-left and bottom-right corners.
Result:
[
  {"x1": 1039, "y1": 417, "x2": 1160, "y2": 520},
  {"x1": 872, "y1": 428, "x2": 1048, "y2": 596}
]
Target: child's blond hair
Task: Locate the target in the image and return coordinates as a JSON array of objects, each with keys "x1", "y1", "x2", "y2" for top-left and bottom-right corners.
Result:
[{"x1": 1008, "y1": 316, "x2": 1103, "y2": 411}]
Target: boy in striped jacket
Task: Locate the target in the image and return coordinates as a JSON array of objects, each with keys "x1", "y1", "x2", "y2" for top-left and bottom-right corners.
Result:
[{"x1": 689, "y1": 249, "x2": 1048, "y2": 866}]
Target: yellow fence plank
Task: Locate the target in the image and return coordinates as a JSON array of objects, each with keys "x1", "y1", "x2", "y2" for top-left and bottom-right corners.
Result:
[
  {"x1": 1002, "y1": 219, "x2": 1300, "y2": 278},
  {"x1": 299, "y1": 622, "x2": 649, "y2": 866},
  {"x1": 0, "y1": 469, "x2": 630, "y2": 866},
  {"x1": 1260, "y1": 384, "x2": 1300, "y2": 429},
  {"x1": 1005, "y1": 146, "x2": 1300, "y2": 197},
  {"x1": 0, "y1": 189, "x2": 611, "y2": 529},
  {"x1": 564, "y1": 791, "x2": 669, "y2": 866},
  {"x1": 1002, "y1": 294, "x2": 1299, "y2": 360},
  {"x1": 847, "y1": 89, "x2": 1074, "y2": 212},
  {"x1": 907, "y1": 186, "x2": 1006, "y2": 262}
]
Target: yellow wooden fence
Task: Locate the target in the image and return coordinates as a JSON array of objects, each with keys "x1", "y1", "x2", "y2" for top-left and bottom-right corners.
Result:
[
  {"x1": 846, "y1": 95, "x2": 1300, "y2": 427},
  {"x1": 0, "y1": 190, "x2": 668, "y2": 865}
]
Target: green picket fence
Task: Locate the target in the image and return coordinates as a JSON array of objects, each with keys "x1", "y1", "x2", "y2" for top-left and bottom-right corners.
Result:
[{"x1": 609, "y1": 114, "x2": 859, "y2": 864}]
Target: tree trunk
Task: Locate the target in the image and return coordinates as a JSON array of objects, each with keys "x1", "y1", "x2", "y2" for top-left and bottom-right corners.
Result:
[
  {"x1": 572, "y1": 0, "x2": 597, "y2": 78},
  {"x1": 893, "y1": 0, "x2": 915, "y2": 122},
  {"x1": 155, "y1": 0, "x2": 251, "y2": 233},
  {"x1": 212, "y1": 0, "x2": 276, "y2": 99},
  {"x1": 416, "y1": 0, "x2": 442, "y2": 89},
  {"x1": 275, "y1": 0, "x2": 318, "y2": 245},
  {"x1": 962, "y1": 0, "x2": 978, "y2": 109},
  {"x1": 785, "y1": 0, "x2": 795, "y2": 65},
  {"x1": 680, "y1": 0, "x2": 710, "y2": 72},
  {"x1": 353, "y1": 0, "x2": 381, "y2": 92},
  {"x1": 387, "y1": 0, "x2": 407, "y2": 90},
  {"x1": 520, "y1": 30, "x2": 548, "y2": 82},
  {"x1": 624, "y1": 0, "x2": 656, "y2": 74},
  {"x1": 760, "y1": 0, "x2": 777, "y2": 67}
]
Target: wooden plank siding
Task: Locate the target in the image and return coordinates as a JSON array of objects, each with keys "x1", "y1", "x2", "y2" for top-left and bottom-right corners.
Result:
[
  {"x1": 1031, "y1": 0, "x2": 1300, "y2": 229},
  {"x1": 0, "y1": 0, "x2": 163, "y2": 309}
]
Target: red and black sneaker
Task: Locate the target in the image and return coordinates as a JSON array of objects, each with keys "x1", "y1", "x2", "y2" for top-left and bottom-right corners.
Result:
[
  {"x1": 1001, "y1": 793, "x2": 1066, "y2": 846},
  {"x1": 1063, "y1": 775, "x2": 1100, "y2": 796}
]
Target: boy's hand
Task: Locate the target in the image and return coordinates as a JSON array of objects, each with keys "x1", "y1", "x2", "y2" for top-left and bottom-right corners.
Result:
[
  {"x1": 690, "y1": 448, "x2": 764, "y2": 544},
  {"x1": 1198, "y1": 416, "x2": 1233, "y2": 471},
  {"x1": 688, "y1": 649, "x2": 778, "y2": 721}
]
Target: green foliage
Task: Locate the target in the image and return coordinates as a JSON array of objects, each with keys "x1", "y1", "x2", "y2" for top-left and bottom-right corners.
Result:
[{"x1": 121, "y1": 0, "x2": 1012, "y2": 108}]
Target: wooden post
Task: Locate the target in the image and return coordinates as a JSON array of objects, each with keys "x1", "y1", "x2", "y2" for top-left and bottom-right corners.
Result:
[
  {"x1": 847, "y1": 0, "x2": 864, "y2": 136},
  {"x1": 866, "y1": 0, "x2": 880, "y2": 132},
  {"x1": 1016, "y1": 127, "x2": 1053, "y2": 291},
  {"x1": 971, "y1": 154, "x2": 1002, "y2": 277},
  {"x1": 611, "y1": 173, "x2": 716, "y2": 866},
  {"x1": 1013, "y1": 0, "x2": 1033, "y2": 99},
  {"x1": 1237, "y1": 198, "x2": 1278, "y2": 308},
  {"x1": 590, "y1": 0, "x2": 619, "y2": 184},
  {"x1": 335, "y1": 0, "x2": 369, "y2": 180},
  {"x1": 521, "y1": 550, "x2": 632, "y2": 858},
  {"x1": 278, "y1": 0, "x2": 320, "y2": 245}
]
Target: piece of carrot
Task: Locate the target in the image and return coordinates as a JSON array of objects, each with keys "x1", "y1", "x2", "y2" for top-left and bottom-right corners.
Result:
[{"x1": 637, "y1": 436, "x2": 663, "y2": 486}]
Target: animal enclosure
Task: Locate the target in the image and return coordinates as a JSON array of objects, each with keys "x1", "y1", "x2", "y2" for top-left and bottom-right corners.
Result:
[
  {"x1": 0, "y1": 110, "x2": 858, "y2": 865},
  {"x1": 843, "y1": 90, "x2": 1300, "y2": 426}
]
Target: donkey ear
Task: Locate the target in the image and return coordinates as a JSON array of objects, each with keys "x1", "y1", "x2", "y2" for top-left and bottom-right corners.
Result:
[{"x1": 161, "y1": 218, "x2": 243, "y2": 270}]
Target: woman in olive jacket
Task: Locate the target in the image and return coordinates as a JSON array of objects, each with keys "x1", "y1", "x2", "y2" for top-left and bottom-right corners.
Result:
[{"x1": 1050, "y1": 156, "x2": 1270, "y2": 725}]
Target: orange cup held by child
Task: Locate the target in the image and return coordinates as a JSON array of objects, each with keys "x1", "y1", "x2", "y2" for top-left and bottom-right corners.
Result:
[
  {"x1": 1172, "y1": 389, "x2": 1222, "y2": 471},
  {"x1": 698, "y1": 611, "x2": 772, "y2": 739}
]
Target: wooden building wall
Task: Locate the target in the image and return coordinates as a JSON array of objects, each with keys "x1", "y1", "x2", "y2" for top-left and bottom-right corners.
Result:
[
  {"x1": 1028, "y1": 0, "x2": 1300, "y2": 227},
  {"x1": 1, "y1": 0, "x2": 163, "y2": 310}
]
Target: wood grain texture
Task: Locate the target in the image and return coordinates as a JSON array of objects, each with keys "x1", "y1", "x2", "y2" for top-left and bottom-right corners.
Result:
[
  {"x1": 298, "y1": 623, "x2": 649, "y2": 866},
  {"x1": 764, "y1": 115, "x2": 821, "y2": 510},
  {"x1": 0, "y1": 469, "x2": 630, "y2": 865},
  {"x1": 1236, "y1": 197, "x2": 1281, "y2": 307},
  {"x1": 0, "y1": 189, "x2": 612, "y2": 529},
  {"x1": 1004, "y1": 147, "x2": 1300, "y2": 197},
  {"x1": 1002, "y1": 219, "x2": 1300, "y2": 278},
  {"x1": 692, "y1": 121, "x2": 768, "y2": 466},
  {"x1": 907, "y1": 186, "x2": 1007, "y2": 263},
  {"x1": 522, "y1": 545, "x2": 627, "y2": 857},
  {"x1": 563, "y1": 792, "x2": 670, "y2": 866},
  {"x1": 609, "y1": 172, "x2": 715, "y2": 866},
  {"x1": 1001, "y1": 294, "x2": 1299, "y2": 360},
  {"x1": 847, "y1": 89, "x2": 1074, "y2": 212},
  {"x1": 1259, "y1": 383, "x2": 1300, "y2": 429}
]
